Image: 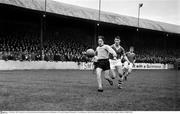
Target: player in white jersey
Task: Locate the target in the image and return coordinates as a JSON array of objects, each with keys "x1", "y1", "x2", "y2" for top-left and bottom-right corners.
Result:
[
  {"x1": 95, "y1": 36, "x2": 117, "y2": 92},
  {"x1": 123, "y1": 46, "x2": 136, "y2": 81},
  {"x1": 109, "y1": 36, "x2": 130, "y2": 89}
]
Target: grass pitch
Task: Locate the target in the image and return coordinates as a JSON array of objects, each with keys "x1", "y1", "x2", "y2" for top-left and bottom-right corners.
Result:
[{"x1": 0, "y1": 69, "x2": 179, "y2": 111}]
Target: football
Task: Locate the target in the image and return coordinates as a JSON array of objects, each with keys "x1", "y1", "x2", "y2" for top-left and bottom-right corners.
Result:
[{"x1": 86, "y1": 49, "x2": 95, "y2": 57}]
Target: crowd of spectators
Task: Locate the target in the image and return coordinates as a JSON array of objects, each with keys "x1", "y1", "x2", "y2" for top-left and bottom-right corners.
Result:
[
  {"x1": 0, "y1": 32, "x2": 179, "y2": 64},
  {"x1": 0, "y1": 32, "x2": 90, "y2": 62},
  {"x1": 135, "y1": 48, "x2": 179, "y2": 64},
  {"x1": 43, "y1": 39, "x2": 89, "y2": 62}
]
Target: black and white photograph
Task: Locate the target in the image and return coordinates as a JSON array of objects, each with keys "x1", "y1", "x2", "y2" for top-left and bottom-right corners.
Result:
[{"x1": 0, "y1": 0, "x2": 179, "y2": 112}]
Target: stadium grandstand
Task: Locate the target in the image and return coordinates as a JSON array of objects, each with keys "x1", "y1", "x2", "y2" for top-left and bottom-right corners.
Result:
[
  {"x1": 0, "y1": 0, "x2": 180, "y2": 65},
  {"x1": 0, "y1": 0, "x2": 180, "y2": 111}
]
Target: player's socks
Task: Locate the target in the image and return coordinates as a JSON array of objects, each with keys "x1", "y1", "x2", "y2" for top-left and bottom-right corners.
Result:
[
  {"x1": 117, "y1": 84, "x2": 122, "y2": 89},
  {"x1": 124, "y1": 72, "x2": 129, "y2": 81},
  {"x1": 118, "y1": 74, "x2": 123, "y2": 82},
  {"x1": 124, "y1": 76, "x2": 127, "y2": 81},
  {"x1": 106, "y1": 79, "x2": 113, "y2": 86},
  {"x1": 123, "y1": 71, "x2": 126, "y2": 75},
  {"x1": 117, "y1": 79, "x2": 123, "y2": 89}
]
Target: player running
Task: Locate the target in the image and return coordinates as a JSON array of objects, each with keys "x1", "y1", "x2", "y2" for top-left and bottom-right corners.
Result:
[
  {"x1": 109, "y1": 36, "x2": 130, "y2": 89},
  {"x1": 123, "y1": 46, "x2": 136, "y2": 81},
  {"x1": 95, "y1": 36, "x2": 117, "y2": 92}
]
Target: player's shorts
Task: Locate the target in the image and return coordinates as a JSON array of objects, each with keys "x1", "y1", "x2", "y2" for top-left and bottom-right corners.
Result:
[
  {"x1": 109, "y1": 59, "x2": 122, "y2": 69},
  {"x1": 124, "y1": 61, "x2": 133, "y2": 73},
  {"x1": 96, "y1": 59, "x2": 110, "y2": 71}
]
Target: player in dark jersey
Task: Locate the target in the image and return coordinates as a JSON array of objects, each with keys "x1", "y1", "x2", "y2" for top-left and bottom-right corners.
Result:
[
  {"x1": 109, "y1": 36, "x2": 130, "y2": 89},
  {"x1": 123, "y1": 46, "x2": 136, "y2": 81}
]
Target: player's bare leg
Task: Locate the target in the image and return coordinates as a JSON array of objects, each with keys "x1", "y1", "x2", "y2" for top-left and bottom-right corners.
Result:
[
  {"x1": 110, "y1": 69, "x2": 116, "y2": 79},
  {"x1": 125, "y1": 68, "x2": 132, "y2": 81},
  {"x1": 123, "y1": 68, "x2": 129, "y2": 81},
  {"x1": 104, "y1": 70, "x2": 113, "y2": 86},
  {"x1": 123, "y1": 62, "x2": 132, "y2": 81},
  {"x1": 109, "y1": 59, "x2": 117, "y2": 79},
  {"x1": 96, "y1": 68, "x2": 103, "y2": 92},
  {"x1": 116, "y1": 66, "x2": 124, "y2": 89}
]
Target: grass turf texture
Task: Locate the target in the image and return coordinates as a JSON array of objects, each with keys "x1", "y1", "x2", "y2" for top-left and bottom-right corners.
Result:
[{"x1": 0, "y1": 70, "x2": 179, "y2": 111}]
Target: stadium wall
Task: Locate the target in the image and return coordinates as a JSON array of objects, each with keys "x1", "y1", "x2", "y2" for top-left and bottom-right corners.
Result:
[
  {"x1": 0, "y1": 60, "x2": 80, "y2": 70},
  {"x1": 0, "y1": 60, "x2": 174, "y2": 70},
  {"x1": 80, "y1": 62, "x2": 174, "y2": 70}
]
